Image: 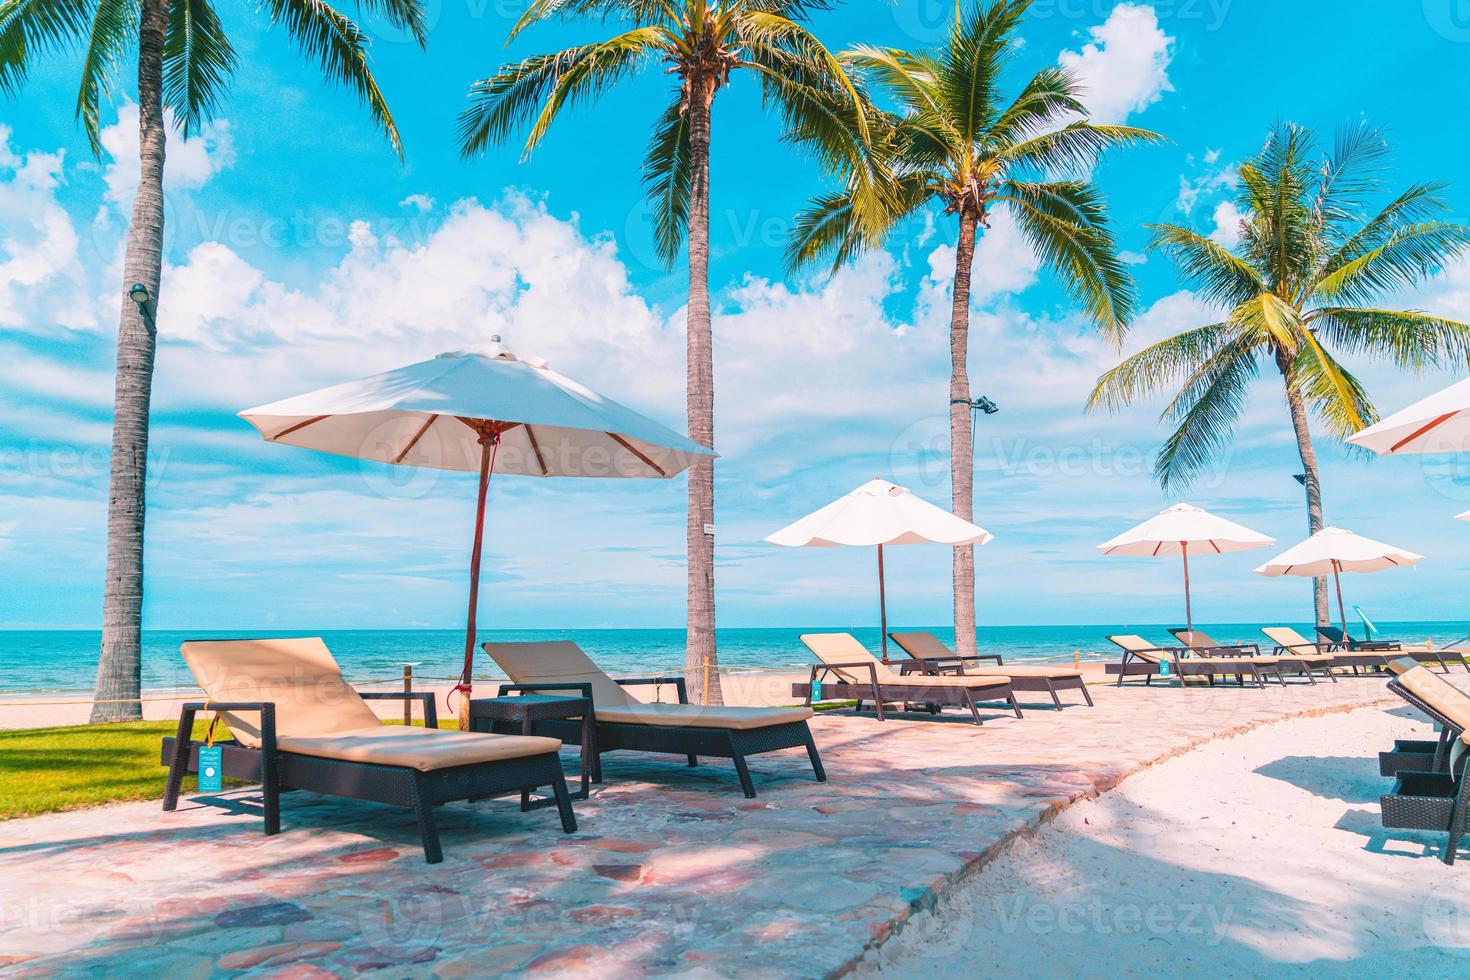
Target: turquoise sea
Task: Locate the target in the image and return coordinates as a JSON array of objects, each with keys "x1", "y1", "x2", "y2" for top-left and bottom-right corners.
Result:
[{"x1": 3, "y1": 622, "x2": 1468, "y2": 694}]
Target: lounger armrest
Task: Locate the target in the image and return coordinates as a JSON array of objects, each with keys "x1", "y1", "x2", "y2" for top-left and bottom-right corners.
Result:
[
  {"x1": 178, "y1": 702, "x2": 278, "y2": 754},
  {"x1": 894, "y1": 656, "x2": 996, "y2": 676},
  {"x1": 495, "y1": 682, "x2": 595, "y2": 702},
  {"x1": 1198, "y1": 643, "x2": 1259, "y2": 657},
  {"x1": 358, "y1": 691, "x2": 438, "y2": 728},
  {"x1": 615, "y1": 676, "x2": 690, "y2": 704},
  {"x1": 1354, "y1": 639, "x2": 1400, "y2": 651}
]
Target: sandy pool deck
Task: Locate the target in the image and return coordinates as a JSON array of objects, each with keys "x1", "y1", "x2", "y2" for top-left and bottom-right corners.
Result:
[{"x1": 0, "y1": 673, "x2": 1433, "y2": 975}]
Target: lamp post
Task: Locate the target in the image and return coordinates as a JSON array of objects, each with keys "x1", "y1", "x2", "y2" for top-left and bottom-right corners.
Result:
[{"x1": 128, "y1": 283, "x2": 156, "y2": 332}]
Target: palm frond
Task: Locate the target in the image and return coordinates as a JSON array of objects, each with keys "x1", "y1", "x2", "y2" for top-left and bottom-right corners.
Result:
[
  {"x1": 1, "y1": 0, "x2": 96, "y2": 98},
  {"x1": 74, "y1": 0, "x2": 134, "y2": 154},
  {"x1": 458, "y1": 26, "x2": 664, "y2": 158},
  {"x1": 1308, "y1": 307, "x2": 1470, "y2": 371},
  {"x1": 641, "y1": 97, "x2": 690, "y2": 268},
  {"x1": 1087, "y1": 321, "x2": 1235, "y2": 413},
  {"x1": 508, "y1": 0, "x2": 675, "y2": 41},
  {"x1": 1291, "y1": 331, "x2": 1376, "y2": 437},
  {"x1": 941, "y1": 0, "x2": 1029, "y2": 147},
  {"x1": 1226, "y1": 291, "x2": 1303, "y2": 351},
  {"x1": 264, "y1": 0, "x2": 404, "y2": 156},
  {"x1": 1147, "y1": 223, "x2": 1264, "y2": 307},
  {"x1": 999, "y1": 121, "x2": 1163, "y2": 175},
  {"x1": 1153, "y1": 337, "x2": 1260, "y2": 489},
  {"x1": 1313, "y1": 220, "x2": 1470, "y2": 305},
  {"x1": 984, "y1": 65, "x2": 1082, "y2": 149},
  {"x1": 1314, "y1": 182, "x2": 1452, "y2": 284},
  {"x1": 162, "y1": 0, "x2": 236, "y2": 138},
  {"x1": 1001, "y1": 179, "x2": 1136, "y2": 339}
]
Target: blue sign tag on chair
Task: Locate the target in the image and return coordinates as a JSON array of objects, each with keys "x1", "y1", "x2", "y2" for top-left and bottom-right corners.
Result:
[
  {"x1": 811, "y1": 678, "x2": 823, "y2": 701},
  {"x1": 1159, "y1": 659, "x2": 1171, "y2": 677},
  {"x1": 198, "y1": 745, "x2": 223, "y2": 793}
]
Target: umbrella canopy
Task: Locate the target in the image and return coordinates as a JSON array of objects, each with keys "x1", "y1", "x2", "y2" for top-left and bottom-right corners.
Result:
[
  {"x1": 1253, "y1": 527, "x2": 1423, "y2": 636},
  {"x1": 240, "y1": 341, "x2": 712, "y2": 727},
  {"x1": 240, "y1": 343, "x2": 711, "y2": 477},
  {"x1": 1345, "y1": 376, "x2": 1470, "y2": 455},
  {"x1": 1098, "y1": 503, "x2": 1274, "y2": 631},
  {"x1": 765, "y1": 479, "x2": 992, "y2": 656},
  {"x1": 1458, "y1": 510, "x2": 1470, "y2": 522}
]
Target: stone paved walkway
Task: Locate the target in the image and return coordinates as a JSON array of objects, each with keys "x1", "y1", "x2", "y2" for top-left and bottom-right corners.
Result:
[{"x1": 0, "y1": 679, "x2": 1397, "y2": 977}]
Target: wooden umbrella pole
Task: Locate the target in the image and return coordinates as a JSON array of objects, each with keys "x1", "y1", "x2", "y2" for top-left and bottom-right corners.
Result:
[
  {"x1": 1181, "y1": 541, "x2": 1193, "y2": 634},
  {"x1": 458, "y1": 428, "x2": 501, "y2": 731},
  {"x1": 878, "y1": 543, "x2": 888, "y2": 660}
]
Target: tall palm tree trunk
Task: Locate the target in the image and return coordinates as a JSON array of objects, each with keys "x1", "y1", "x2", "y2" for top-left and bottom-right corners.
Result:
[
  {"x1": 1277, "y1": 352, "x2": 1330, "y2": 627},
  {"x1": 91, "y1": 0, "x2": 168, "y2": 723},
  {"x1": 684, "y1": 74, "x2": 723, "y2": 705},
  {"x1": 949, "y1": 210, "x2": 980, "y2": 660}
]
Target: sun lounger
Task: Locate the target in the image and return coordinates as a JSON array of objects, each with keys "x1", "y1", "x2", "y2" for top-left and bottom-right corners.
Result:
[
  {"x1": 1104, "y1": 634, "x2": 1279, "y2": 687},
  {"x1": 162, "y1": 638, "x2": 575, "y2": 863},
  {"x1": 1317, "y1": 625, "x2": 1456, "y2": 673},
  {"x1": 1169, "y1": 628, "x2": 1289, "y2": 686},
  {"x1": 1379, "y1": 658, "x2": 1470, "y2": 865},
  {"x1": 483, "y1": 641, "x2": 824, "y2": 798},
  {"x1": 1257, "y1": 627, "x2": 1337, "y2": 683},
  {"x1": 886, "y1": 630, "x2": 1092, "y2": 708},
  {"x1": 795, "y1": 633, "x2": 1021, "y2": 725}
]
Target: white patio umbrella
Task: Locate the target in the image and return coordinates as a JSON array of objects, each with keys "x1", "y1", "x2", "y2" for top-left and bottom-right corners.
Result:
[
  {"x1": 1098, "y1": 503, "x2": 1274, "y2": 632},
  {"x1": 1346, "y1": 376, "x2": 1470, "y2": 456},
  {"x1": 1253, "y1": 527, "x2": 1423, "y2": 638},
  {"x1": 764, "y1": 478, "x2": 993, "y2": 658},
  {"x1": 240, "y1": 340, "x2": 713, "y2": 727}
]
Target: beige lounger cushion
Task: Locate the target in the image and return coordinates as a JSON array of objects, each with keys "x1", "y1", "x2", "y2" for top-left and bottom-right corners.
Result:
[
  {"x1": 1391, "y1": 658, "x2": 1470, "y2": 731},
  {"x1": 181, "y1": 638, "x2": 382, "y2": 749},
  {"x1": 592, "y1": 703, "x2": 814, "y2": 730},
  {"x1": 277, "y1": 726, "x2": 561, "y2": 772},
  {"x1": 1261, "y1": 627, "x2": 1325, "y2": 654},
  {"x1": 800, "y1": 633, "x2": 1012, "y2": 689},
  {"x1": 485, "y1": 640, "x2": 814, "y2": 730},
  {"x1": 1106, "y1": 635, "x2": 1167, "y2": 664},
  {"x1": 887, "y1": 631, "x2": 1083, "y2": 680}
]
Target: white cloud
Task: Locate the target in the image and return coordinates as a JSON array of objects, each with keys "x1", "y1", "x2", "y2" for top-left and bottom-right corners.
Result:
[
  {"x1": 0, "y1": 127, "x2": 94, "y2": 332},
  {"x1": 1208, "y1": 200, "x2": 1245, "y2": 248},
  {"x1": 1057, "y1": 4, "x2": 1175, "y2": 125},
  {"x1": 99, "y1": 105, "x2": 235, "y2": 206},
  {"x1": 1174, "y1": 165, "x2": 1237, "y2": 215},
  {"x1": 400, "y1": 194, "x2": 435, "y2": 213}
]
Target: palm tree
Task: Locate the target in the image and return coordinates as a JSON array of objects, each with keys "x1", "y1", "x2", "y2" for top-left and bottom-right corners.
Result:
[
  {"x1": 1, "y1": 0, "x2": 425, "y2": 721},
  {"x1": 788, "y1": 0, "x2": 1155, "y2": 659},
  {"x1": 458, "y1": 0, "x2": 874, "y2": 703},
  {"x1": 1089, "y1": 121, "x2": 1470, "y2": 624}
]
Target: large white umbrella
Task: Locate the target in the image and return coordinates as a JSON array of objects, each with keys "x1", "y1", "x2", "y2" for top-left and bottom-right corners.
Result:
[
  {"x1": 241, "y1": 340, "x2": 713, "y2": 727},
  {"x1": 765, "y1": 478, "x2": 993, "y2": 658},
  {"x1": 1098, "y1": 503, "x2": 1274, "y2": 632},
  {"x1": 1253, "y1": 527, "x2": 1423, "y2": 637},
  {"x1": 1346, "y1": 376, "x2": 1470, "y2": 455}
]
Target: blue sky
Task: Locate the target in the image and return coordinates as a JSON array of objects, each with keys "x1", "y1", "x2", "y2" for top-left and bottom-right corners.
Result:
[{"x1": 5, "y1": 0, "x2": 1470, "y2": 632}]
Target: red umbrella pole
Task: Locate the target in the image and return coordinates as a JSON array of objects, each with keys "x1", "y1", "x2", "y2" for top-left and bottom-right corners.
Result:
[
  {"x1": 457, "y1": 428, "x2": 501, "y2": 731},
  {"x1": 1181, "y1": 541, "x2": 1193, "y2": 634},
  {"x1": 878, "y1": 544, "x2": 888, "y2": 660}
]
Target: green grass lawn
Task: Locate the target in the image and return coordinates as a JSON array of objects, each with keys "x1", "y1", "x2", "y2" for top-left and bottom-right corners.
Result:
[{"x1": 0, "y1": 720, "x2": 211, "y2": 820}]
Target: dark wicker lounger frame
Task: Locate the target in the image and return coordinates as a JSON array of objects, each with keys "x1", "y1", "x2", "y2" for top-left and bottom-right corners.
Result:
[
  {"x1": 889, "y1": 654, "x2": 1094, "y2": 709},
  {"x1": 792, "y1": 662, "x2": 1023, "y2": 725},
  {"x1": 1105, "y1": 642, "x2": 1280, "y2": 688},
  {"x1": 1312, "y1": 627, "x2": 1440, "y2": 674},
  {"x1": 161, "y1": 692, "x2": 576, "y2": 864},
  {"x1": 1381, "y1": 677, "x2": 1470, "y2": 864},
  {"x1": 1385, "y1": 678, "x2": 1466, "y2": 774},
  {"x1": 489, "y1": 675, "x2": 825, "y2": 799}
]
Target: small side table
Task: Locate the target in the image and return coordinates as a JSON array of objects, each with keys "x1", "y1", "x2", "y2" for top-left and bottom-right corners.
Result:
[{"x1": 467, "y1": 695, "x2": 595, "y2": 810}]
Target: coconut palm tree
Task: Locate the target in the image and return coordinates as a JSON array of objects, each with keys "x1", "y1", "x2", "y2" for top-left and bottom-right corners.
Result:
[
  {"x1": 458, "y1": 0, "x2": 875, "y2": 703},
  {"x1": 1089, "y1": 121, "x2": 1470, "y2": 623},
  {"x1": 1, "y1": 0, "x2": 424, "y2": 721},
  {"x1": 787, "y1": 0, "x2": 1156, "y2": 659}
]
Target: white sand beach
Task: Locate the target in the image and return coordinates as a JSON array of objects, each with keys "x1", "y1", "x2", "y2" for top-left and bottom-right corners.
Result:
[{"x1": 862, "y1": 702, "x2": 1470, "y2": 975}]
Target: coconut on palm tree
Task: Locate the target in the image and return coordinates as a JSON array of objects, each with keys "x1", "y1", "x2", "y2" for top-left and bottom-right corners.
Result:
[
  {"x1": 0, "y1": 0, "x2": 425, "y2": 721},
  {"x1": 1089, "y1": 121, "x2": 1470, "y2": 624},
  {"x1": 458, "y1": 0, "x2": 875, "y2": 703},
  {"x1": 787, "y1": 0, "x2": 1157, "y2": 659}
]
